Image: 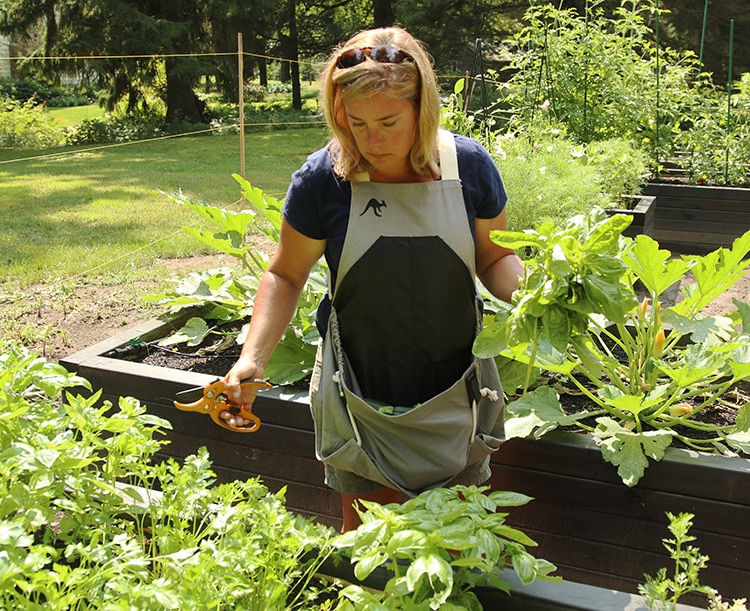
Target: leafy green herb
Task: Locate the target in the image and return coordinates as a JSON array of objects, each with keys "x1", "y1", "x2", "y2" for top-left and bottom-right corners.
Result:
[
  {"x1": 639, "y1": 512, "x2": 748, "y2": 611},
  {"x1": 1, "y1": 339, "x2": 337, "y2": 609},
  {"x1": 333, "y1": 485, "x2": 559, "y2": 610}
]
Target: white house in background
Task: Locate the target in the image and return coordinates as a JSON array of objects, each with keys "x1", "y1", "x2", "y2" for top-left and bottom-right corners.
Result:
[{"x1": 0, "y1": 34, "x2": 11, "y2": 78}]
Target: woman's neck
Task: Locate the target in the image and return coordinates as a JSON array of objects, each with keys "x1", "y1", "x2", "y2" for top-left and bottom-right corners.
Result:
[{"x1": 368, "y1": 167, "x2": 436, "y2": 183}]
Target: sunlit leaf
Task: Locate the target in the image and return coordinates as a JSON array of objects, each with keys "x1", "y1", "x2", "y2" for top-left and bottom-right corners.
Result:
[
  {"x1": 504, "y1": 386, "x2": 571, "y2": 439},
  {"x1": 595, "y1": 417, "x2": 673, "y2": 486},
  {"x1": 158, "y1": 317, "x2": 211, "y2": 347}
]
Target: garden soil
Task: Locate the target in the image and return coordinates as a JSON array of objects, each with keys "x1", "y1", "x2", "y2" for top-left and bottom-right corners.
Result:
[{"x1": 14, "y1": 253, "x2": 240, "y2": 363}]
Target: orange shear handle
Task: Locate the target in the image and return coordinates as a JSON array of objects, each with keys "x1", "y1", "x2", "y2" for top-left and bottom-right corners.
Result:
[{"x1": 173, "y1": 378, "x2": 271, "y2": 433}]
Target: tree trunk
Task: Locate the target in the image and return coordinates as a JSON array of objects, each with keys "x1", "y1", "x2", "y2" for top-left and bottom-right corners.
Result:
[
  {"x1": 160, "y1": 0, "x2": 204, "y2": 125},
  {"x1": 373, "y1": 0, "x2": 395, "y2": 27},
  {"x1": 43, "y1": 2, "x2": 58, "y2": 57},
  {"x1": 165, "y1": 56, "x2": 205, "y2": 124}
]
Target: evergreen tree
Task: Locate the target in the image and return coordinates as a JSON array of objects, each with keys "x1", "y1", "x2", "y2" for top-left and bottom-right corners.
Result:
[{"x1": 1, "y1": 0, "x2": 214, "y2": 124}]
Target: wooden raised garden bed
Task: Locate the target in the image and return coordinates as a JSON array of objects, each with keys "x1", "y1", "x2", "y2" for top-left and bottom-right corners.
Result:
[
  {"x1": 644, "y1": 182, "x2": 750, "y2": 254},
  {"x1": 605, "y1": 194, "x2": 656, "y2": 238},
  {"x1": 60, "y1": 316, "x2": 750, "y2": 605}
]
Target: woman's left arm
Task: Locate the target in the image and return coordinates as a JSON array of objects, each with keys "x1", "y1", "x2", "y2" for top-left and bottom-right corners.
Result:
[{"x1": 474, "y1": 210, "x2": 524, "y2": 303}]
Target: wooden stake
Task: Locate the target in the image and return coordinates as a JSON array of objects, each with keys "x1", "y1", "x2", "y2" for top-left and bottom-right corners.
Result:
[{"x1": 238, "y1": 32, "x2": 246, "y2": 190}]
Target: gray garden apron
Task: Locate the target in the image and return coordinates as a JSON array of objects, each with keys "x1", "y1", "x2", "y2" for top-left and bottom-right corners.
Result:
[{"x1": 309, "y1": 130, "x2": 504, "y2": 496}]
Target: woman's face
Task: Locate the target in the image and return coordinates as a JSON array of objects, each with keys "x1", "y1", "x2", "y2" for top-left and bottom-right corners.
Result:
[{"x1": 343, "y1": 93, "x2": 418, "y2": 181}]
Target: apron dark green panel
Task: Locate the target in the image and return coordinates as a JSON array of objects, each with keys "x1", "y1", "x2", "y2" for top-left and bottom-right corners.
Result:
[{"x1": 334, "y1": 235, "x2": 476, "y2": 406}]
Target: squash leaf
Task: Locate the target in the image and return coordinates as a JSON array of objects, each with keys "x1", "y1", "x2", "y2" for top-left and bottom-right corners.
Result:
[{"x1": 595, "y1": 417, "x2": 674, "y2": 486}]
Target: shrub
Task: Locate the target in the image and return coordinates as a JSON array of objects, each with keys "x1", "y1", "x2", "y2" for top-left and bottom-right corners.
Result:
[
  {"x1": 674, "y1": 72, "x2": 750, "y2": 186},
  {"x1": 0, "y1": 97, "x2": 69, "y2": 149},
  {"x1": 266, "y1": 82, "x2": 293, "y2": 94},
  {"x1": 507, "y1": 2, "x2": 700, "y2": 150},
  {"x1": 244, "y1": 82, "x2": 266, "y2": 102},
  {"x1": 487, "y1": 123, "x2": 647, "y2": 232},
  {"x1": 586, "y1": 137, "x2": 649, "y2": 202},
  {"x1": 66, "y1": 112, "x2": 164, "y2": 145},
  {"x1": 443, "y1": 81, "x2": 649, "y2": 232},
  {"x1": 491, "y1": 125, "x2": 606, "y2": 231},
  {"x1": 0, "y1": 76, "x2": 95, "y2": 107},
  {"x1": 503, "y1": 2, "x2": 750, "y2": 185},
  {"x1": 242, "y1": 104, "x2": 322, "y2": 131}
]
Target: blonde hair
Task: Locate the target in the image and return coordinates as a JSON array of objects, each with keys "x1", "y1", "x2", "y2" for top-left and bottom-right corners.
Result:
[{"x1": 320, "y1": 27, "x2": 442, "y2": 180}]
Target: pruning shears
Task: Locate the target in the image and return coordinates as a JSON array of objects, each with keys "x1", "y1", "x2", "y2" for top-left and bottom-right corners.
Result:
[{"x1": 173, "y1": 377, "x2": 271, "y2": 433}]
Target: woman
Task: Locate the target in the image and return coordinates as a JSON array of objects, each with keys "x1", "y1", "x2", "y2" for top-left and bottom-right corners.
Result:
[{"x1": 223, "y1": 26, "x2": 523, "y2": 531}]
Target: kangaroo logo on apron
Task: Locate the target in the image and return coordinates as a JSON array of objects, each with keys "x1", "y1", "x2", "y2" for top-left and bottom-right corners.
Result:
[{"x1": 360, "y1": 198, "x2": 387, "y2": 217}]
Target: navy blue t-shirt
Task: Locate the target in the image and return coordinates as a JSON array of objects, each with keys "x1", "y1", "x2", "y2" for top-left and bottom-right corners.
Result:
[{"x1": 281, "y1": 133, "x2": 507, "y2": 333}]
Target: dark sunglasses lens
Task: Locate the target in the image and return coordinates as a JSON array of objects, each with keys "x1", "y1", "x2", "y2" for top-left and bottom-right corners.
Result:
[
  {"x1": 371, "y1": 46, "x2": 407, "y2": 63},
  {"x1": 337, "y1": 49, "x2": 365, "y2": 68}
]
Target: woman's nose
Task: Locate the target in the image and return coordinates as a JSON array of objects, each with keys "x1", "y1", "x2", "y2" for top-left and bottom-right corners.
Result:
[{"x1": 367, "y1": 127, "x2": 382, "y2": 145}]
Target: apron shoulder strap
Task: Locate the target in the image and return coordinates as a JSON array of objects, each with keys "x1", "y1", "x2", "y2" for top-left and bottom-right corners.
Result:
[{"x1": 438, "y1": 130, "x2": 459, "y2": 181}]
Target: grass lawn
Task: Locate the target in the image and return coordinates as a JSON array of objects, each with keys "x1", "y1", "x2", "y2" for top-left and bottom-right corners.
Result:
[
  {"x1": 0, "y1": 127, "x2": 328, "y2": 286},
  {"x1": 47, "y1": 104, "x2": 107, "y2": 126},
  {"x1": 0, "y1": 124, "x2": 328, "y2": 353}
]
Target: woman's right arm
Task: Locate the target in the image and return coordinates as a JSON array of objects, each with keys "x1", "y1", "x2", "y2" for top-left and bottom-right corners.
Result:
[{"x1": 222, "y1": 219, "x2": 326, "y2": 425}]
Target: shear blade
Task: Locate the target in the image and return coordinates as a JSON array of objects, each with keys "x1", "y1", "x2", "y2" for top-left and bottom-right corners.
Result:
[{"x1": 174, "y1": 385, "x2": 206, "y2": 403}]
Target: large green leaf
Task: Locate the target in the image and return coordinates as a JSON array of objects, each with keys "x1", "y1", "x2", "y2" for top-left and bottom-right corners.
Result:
[
  {"x1": 264, "y1": 328, "x2": 317, "y2": 385},
  {"x1": 726, "y1": 404, "x2": 750, "y2": 453},
  {"x1": 597, "y1": 386, "x2": 664, "y2": 418},
  {"x1": 625, "y1": 235, "x2": 692, "y2": 296},
  {"x1": 504, "y1": 386, "x2": 570, "y2": 439},
  {"x1": 158, "y1": 317, "x2": 211, "y2": 347},
  {"x1": 736, "y1": 299, "x2": 750, "y2": 333},
  {"x1": 671, "y1": 230, "x2": 750, "y2": 317},
  {"x1": 656, "y1": 343, "x2": 728, "y2": 386},
  {"x1": 582, "y1": 275, "x2": 634, "y2": 323},
  {"x1": 233, "y1": 174, "x2": 283, "y2": 238},
  {"x1": 176, "y1": 196, "x2": 257, "y2": 259},
  {"x1": 488, "y1": 229, "x2": 544, "y2": 250},
  {"x1": 473, "y1": 309, "x2": 512, "y2": 358},
  {"x1": 595, "y1": 417, "x2": 674, "y2": 486},
  {"x1": 581, "y1": 212, "x2": 632, "y2": 252},
  {"x1": 512, "y1": 551, "x2": 542, "y2": 586},
  {"x1": 661, "y1": 311, "x2": 736, "y2": 343}
]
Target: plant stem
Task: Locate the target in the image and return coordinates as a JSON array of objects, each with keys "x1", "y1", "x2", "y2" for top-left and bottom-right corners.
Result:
[{"x1": 523, "y1": 322, "x2": 541, "y2": 398}]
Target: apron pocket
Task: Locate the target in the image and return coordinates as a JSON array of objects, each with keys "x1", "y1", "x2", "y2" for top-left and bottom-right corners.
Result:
[{"x1": 310, "y1": 322, "x2": 505, "y2": 495}]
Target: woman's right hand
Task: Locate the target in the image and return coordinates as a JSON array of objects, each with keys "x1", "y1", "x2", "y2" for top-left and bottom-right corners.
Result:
[{"x1": 221, "y1": 357, "x2": 265, "y2": 428}]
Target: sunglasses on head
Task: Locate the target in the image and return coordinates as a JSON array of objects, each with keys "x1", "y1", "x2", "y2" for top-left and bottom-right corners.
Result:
[{"x1": 336, "y1": 45, "x2": 414, "y2": 69}]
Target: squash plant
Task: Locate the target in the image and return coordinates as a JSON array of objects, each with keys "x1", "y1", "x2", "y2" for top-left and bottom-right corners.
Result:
[
  {"x1": 475, "y1": 209, "x2": 750, "y2": 486},
  {"x1": 150, "y1": 175, "x2": 326, "y2": 384}
]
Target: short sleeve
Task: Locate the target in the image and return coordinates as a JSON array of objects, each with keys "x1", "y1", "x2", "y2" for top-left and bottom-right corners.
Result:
[
  {"x1": 281, "y1": 148, "x2": 331, "y2": 240},
  {"x1": 455, "y1": 135, "x2": 507, "y2": 219}
]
